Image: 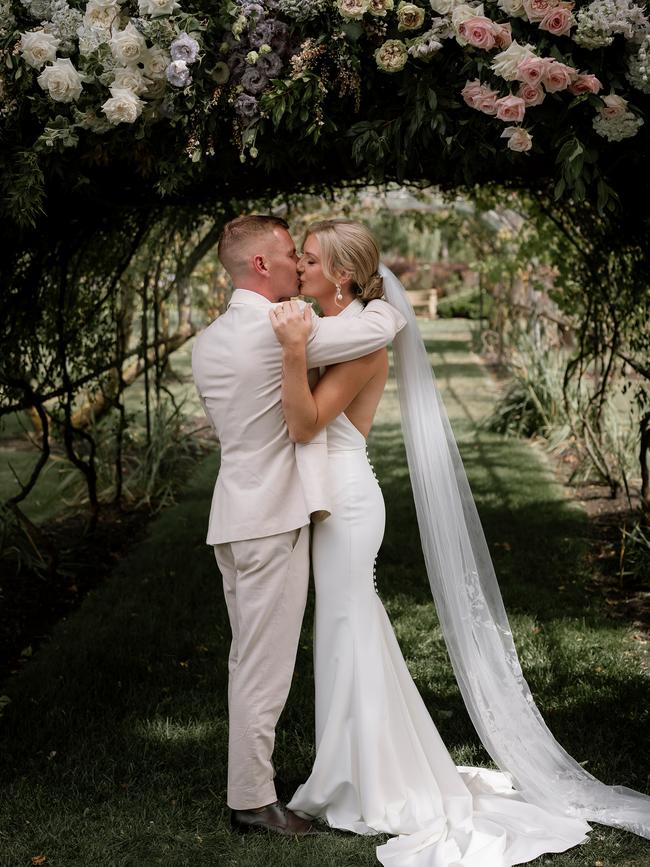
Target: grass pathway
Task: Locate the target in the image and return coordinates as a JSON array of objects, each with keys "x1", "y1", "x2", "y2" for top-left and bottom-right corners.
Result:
[{"x1": 0, "y1": 320, "x2": 648, "y2": 867}]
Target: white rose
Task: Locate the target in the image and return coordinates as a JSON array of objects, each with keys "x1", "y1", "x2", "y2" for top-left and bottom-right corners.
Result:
[
  {"x1": 112, "y1": 65, "x2": 151, "y2": 94},
  {"x1": 497, "y1": 0, "x2": 527, "y2": 17},
  {"x1": 83, "y1": 0, "x2": 120, "y2": 30},
  {"x1": 491, "y1": 40, "x2": 536, "y2": 81},
  {"x1": 110, "y1": 22, "x2": 147, "y2": 66},
  {"x1": 451, "y1": 3, "x2": 484, "y2": 28},
  {"x1": 138, "y1": 0, "x2": 180, "y2": 17},
  {"x1": 430, "y1": 0, "x2": 455, "y2": 13},
  {"x1": 142, "y1": 46, "x2": 170, "y2": 79},
  {"x1": 37, "y1": 57, "x2": 83, "y2": 102},
  {"x1": 19, "y1": 30, "x2": 59, "y2": 69},
  {"x1": 102, "y1": 86, "x2": 145, "y2": 123}
]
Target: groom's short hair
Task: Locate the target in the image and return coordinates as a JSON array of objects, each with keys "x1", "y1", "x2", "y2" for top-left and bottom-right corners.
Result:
[{"x1": 218, "y1": 214, "x2": 290, "y2": 277}]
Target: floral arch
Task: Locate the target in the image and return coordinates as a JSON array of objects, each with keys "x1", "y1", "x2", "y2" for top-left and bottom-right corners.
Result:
[{"x1": 1, "y1": 0, "x2": 650, "y2": 229}]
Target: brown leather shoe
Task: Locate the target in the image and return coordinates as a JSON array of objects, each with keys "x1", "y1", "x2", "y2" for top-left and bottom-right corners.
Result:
[{"x1": 230, "y1": 800, "x2": 316, "y2": 836}]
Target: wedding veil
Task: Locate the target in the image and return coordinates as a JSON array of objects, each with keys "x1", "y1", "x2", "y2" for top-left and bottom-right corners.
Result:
[{"x1": 380, "y1": 263, "x2": 650, "y2": 838}]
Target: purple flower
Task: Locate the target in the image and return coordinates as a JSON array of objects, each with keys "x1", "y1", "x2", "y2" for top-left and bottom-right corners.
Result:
[
  {"x1": 250, "y1": 18, "x2": 288, "y2": 53},
  {"x1": 170, "y1": 33, "x2": 200, "y2": 65},
  {"x1": 166, "y1": 60, "x2": 192, "y2": 88},
  {"x1": 227, "y1": 51, "x2": 247, "y2": 79},
  {"x1": 240, "y1": 1, "x2": 265, "y2": 15},
  {"x1": 257, "y1": 51, "x2": 282, "y2": 78},
  {"x1": 234, "y1": 92, "x2": 259, "y2": 119},
  {"x1": 241, "y1": 65, "x2": 269, "y2": 94}
]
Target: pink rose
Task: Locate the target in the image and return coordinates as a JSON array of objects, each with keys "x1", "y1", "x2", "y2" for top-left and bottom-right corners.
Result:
[
  {"x1": 516, "y1": 56, "x2": 548, "y2": 86},
  {"x1": 568, "y1": 73, "x2": 602, "y2": 95},
  {"x1": 501, "y1": 126, "x2": 533, "y2": 152},
  {"x1": 461, "y1": 79, "x2": 500, "y2": 114},
  {"x1": 477, "y1": 89, "x2": 499, "y2": 114},
  {"x1": 601, "y1": 94, "x2": 627, "y2": 118},
  {"x1": 543, "y1": 60, "x2": 575, "y2": 92},
  {"x1": 522, "y1": 0, "x2": 555, "y2": 22},
  {"x1": 539, "y1": 5, "x2": 574, "y2": 36},
  {"x1": 461, "y1": 79, "x2": 484, "y2": 108},
  {"x1": 518, "y1": 81, "x2": 545, "y2": 105},
  {"x1": 493, "y1": 22, "x2": 512, "y2": 49},
  {"x1": 458, "y1": 16, "x2": 497, "y2": 50},
  {"x1": 495, "y1": 94, "x2": 526, "y2": 122}
]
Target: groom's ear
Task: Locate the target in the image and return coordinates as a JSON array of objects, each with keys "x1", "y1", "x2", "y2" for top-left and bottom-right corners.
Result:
[{"x1": 252, "y1": 254, "x2": 269, "y2": 277}]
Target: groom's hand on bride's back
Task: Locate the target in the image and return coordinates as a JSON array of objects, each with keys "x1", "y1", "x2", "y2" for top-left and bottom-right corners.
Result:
[{"x1": 270, "y1": 300, "x2": 313, "y2": 349}]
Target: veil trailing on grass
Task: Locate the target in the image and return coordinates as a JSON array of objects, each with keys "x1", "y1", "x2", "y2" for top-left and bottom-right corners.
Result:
[{"x1": 379, "y1": 263, "x2": 650, "y2": 838}]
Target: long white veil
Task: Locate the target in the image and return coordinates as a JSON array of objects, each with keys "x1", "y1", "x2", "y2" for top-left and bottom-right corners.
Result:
[{"x1": 380, "y1": 263, "x2": 650, "y2": 838}]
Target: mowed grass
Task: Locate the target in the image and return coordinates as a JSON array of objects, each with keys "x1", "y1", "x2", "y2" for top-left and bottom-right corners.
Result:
[{"x1": 0, "y1": 319, "x2": 648, "y2": 867}]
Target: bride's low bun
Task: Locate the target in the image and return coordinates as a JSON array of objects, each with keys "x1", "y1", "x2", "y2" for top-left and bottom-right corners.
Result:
[{"x1": 357, "y1": 273, "x2": 384, "y2": 301}]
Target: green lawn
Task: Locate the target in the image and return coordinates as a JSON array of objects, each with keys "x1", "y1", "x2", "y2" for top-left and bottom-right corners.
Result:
[{"x1": 0, "y1": 320, "x2": 648, "y2": 867}]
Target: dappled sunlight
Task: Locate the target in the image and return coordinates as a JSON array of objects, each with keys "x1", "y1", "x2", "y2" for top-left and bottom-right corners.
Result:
[{"x1": 132, "y1": 715, "x2": 227, "y2": 746}]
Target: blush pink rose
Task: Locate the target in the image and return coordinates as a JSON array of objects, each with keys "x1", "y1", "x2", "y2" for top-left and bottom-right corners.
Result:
[
  {"x1": 458, "y1": 16, "x2": 497, "y2": 50},
  {"x1": 522, "y1": 0, "x2": 555, "y2": 22},
  {"x1": 461, "y1": 79, "x2": 485, "y2": 108},
  {"x1": 539, "y1": 5, "x2": 574, "y2": 36},
  {"x1": 477, "y1": 89, "x2": 499, "y2": 114},
  {"x1": 601, "y1": 94, "x2": 627, "y2": 118},
  {"x1": 568, "y1": 73, "x2": 602, "y2": 95},
  {"x1": 495, "y1": 94, "x2": 526, "y2": 122},
  {"x1": 518, "y1": 81, "x2": 545, "y2": 105},
  {"x1": 493, "y1": 22, "x2": 512, "y2": 48},
  {"x1": 516, "y1": 56, "x2": 548, "y2": 85},
  {"x1": 501, "y1": 126, "x2": 533, "y2": 151},
  {"x1": 543, "y1": 60, "x2": 575, "y2": 92},
  {"x1": 461, "y1": 79, "x2": 500, "y2": 114}
]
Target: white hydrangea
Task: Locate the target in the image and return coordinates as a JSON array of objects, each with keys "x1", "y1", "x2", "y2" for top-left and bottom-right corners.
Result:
[
  {"x1": 76, "y1": 23, "x2": 110, "y2": 56},
  {"x1": 626, "y1": 33, "x2": 650, "y2": 93},
  {"x1": 42, "y1": 0, "x2": 83, "y2": 53},
  {"x1": 593, "y1": 107, "x2": 644, "y2": 139},
  {"x1": 0, "y1": 0, "x2": 16, "y2": 34},
  {"x1": 574, "y1": 0, "x2": 649, "y2": 49}
]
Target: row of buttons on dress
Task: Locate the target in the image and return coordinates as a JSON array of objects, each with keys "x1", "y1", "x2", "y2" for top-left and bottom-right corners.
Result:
[
  {"x1": 366, "y1": 447, "x2": 379, "y2": 595},
  {"x1": 366, "y1": 446, "x2": 380, "y2": 595}
]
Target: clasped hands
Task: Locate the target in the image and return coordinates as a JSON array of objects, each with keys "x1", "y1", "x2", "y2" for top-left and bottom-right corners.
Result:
[{"x1": 270, "y1": 300, "x2": 312, "y2": 349}]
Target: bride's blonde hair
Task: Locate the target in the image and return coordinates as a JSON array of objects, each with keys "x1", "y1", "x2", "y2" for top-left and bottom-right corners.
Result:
[{"x1": 304, "y1": 219, "x2": 384, "y2": 302}]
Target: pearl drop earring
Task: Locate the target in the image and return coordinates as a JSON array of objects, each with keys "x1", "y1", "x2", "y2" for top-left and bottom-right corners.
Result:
[{"x1": 335, "y1": 283, "x2": 343, "y2": 303}]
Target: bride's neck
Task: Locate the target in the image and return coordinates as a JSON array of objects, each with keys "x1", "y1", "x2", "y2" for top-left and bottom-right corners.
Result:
[{"x1": 319, "y1": 291, "x2": 355, "y2": 317}]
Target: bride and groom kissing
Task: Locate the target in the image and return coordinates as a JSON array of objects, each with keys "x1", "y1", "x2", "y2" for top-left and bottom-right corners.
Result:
[{"x1": 191, "y1": 214, "x2": 650, "y2": 867}]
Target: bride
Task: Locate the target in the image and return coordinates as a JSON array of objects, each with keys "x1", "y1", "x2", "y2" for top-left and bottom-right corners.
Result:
[{"x1": 269, "y1": 219, "x2": 650, "y2": 866}]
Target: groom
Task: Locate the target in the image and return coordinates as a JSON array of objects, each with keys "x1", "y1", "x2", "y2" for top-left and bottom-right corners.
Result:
[{"x1": 192, "y1": 215, "x2": 405, "y2": 835}]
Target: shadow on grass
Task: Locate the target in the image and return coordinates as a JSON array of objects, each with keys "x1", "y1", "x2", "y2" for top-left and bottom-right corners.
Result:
[{"x1": 0, "y1": 336, "x2": 649, "y2": 864}]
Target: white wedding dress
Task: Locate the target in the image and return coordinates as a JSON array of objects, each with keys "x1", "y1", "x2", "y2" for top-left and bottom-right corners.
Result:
[{"x1": 288, "y1": 302, "x2": 592, "y2": 867}]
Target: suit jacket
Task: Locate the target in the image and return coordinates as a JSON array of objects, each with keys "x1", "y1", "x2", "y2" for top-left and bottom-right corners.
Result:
[{"x1": 191, "y1": 288, "x2": 406, "y2": 544}]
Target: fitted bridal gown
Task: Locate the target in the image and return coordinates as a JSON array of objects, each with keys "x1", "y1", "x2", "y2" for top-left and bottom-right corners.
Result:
[{"x1": 288, "y1": 326, "x2": 591, "y2": 866}]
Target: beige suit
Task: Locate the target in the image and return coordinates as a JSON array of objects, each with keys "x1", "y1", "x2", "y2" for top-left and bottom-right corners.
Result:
[{"x1": 192, "y1": 288, "x2": 406, "y2": 809}]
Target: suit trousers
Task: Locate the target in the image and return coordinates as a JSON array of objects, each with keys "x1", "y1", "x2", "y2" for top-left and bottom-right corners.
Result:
[{"x1": 214, "y1": 525, "x2": 310, "y2": 810}]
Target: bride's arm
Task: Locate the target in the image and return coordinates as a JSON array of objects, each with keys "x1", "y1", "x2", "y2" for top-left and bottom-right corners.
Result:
[{"x1": 270, "y1": 302, "x2": 380, "y2": 443}]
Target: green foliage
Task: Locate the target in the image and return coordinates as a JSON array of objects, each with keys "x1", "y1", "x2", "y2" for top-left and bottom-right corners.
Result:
[
  {"x1": 437, "y1": 289, "x2": 493, "y2": 320},
  {"x1": 619, "y1": 521, "x2": 650, "y2": 585}
]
